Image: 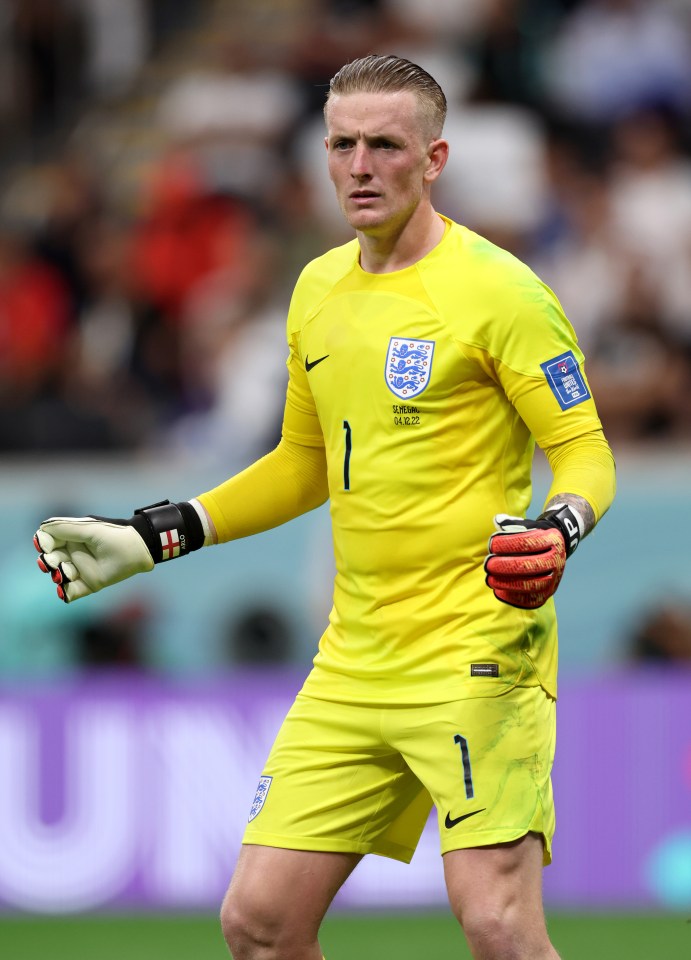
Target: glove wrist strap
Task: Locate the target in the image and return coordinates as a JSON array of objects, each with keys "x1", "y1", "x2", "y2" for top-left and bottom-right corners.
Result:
[
  {"x1": 537, "y1": 503, "x2": 584, "y2": 558},
  {"x1": 131, "y1": 500, "x2": 204, "y2": 563}
]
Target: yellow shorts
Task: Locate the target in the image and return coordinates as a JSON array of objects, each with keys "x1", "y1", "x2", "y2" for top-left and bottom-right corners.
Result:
[{"x1": 243, "y1": 685, "x2": 556, "y2": 865}]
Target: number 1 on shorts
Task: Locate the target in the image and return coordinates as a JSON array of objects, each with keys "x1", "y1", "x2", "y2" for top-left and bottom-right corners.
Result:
[{"x1": 454, "y1": 733, "x2": 475, "y2": 799}]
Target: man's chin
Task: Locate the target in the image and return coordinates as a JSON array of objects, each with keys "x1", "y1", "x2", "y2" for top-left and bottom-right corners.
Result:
[{"x1": 344, "y1": 208, "x2": 388, "y2": 233}]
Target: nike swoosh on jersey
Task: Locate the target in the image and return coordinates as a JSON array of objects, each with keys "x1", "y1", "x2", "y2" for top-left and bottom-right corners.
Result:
[
  {"x1": 305, "y1": 354, "x2": 329, "y2": 372},
  {"x1": 444, "y1": 808, "x2": 486, "y2": 829}
]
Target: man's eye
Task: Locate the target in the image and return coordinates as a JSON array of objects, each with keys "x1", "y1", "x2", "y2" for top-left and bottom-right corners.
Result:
[{"x1": 334, "y1": 140, "x2": 351, "y2": 150}]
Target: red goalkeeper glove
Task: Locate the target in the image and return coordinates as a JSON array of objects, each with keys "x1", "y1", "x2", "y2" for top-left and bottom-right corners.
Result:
[{"x1": 484, "y1": 503, "x2": 584, "y2": 609}]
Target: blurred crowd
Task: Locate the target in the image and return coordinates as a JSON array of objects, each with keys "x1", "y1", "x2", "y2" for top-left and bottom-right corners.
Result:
[{"x1": 1, "y1": 0, "x2": 691, "y2": 466}]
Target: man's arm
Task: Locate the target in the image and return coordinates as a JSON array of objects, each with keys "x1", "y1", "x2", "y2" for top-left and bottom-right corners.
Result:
[
  {"x1": 485, "y1": 430, "x2": 615, "y2": 609},
  {"x1": 34, "y1": 436, "x2": 329, "y2": 604},
  {"x1": 35, "y1": 313, "x2": 330, "y2": 604},
  {"x1": 196, "y1": 436, "x2": 328, "y2": 544},
  {"x1": 35, "y1": 322, "x2": 330, "y2": 608}
]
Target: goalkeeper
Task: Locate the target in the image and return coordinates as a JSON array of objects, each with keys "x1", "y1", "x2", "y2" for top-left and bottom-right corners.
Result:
[{"x1": 34, "y1": 55, "x2": 615, "y2": 960}]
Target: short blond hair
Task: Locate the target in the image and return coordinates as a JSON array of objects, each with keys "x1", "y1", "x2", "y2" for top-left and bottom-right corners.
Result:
[{"x1": 325, "y1": 54, "x2": 447, "y2": 139}]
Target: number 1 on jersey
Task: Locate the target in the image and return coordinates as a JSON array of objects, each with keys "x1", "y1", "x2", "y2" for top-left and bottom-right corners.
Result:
[{"x1": 343, "y1": 420, "x2": 352, "y2": 491}]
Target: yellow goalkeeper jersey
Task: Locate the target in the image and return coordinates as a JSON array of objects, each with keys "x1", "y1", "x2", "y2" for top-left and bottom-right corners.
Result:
[
  {"x1": 279, "y1": 217, "x2": 606, "y2": 704},
  {"x1": 258, "y1": 218, "x2": 608, "y2": 704}
]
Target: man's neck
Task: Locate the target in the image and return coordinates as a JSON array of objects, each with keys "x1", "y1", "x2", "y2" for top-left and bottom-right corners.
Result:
[{"x1": 357, "y1": 207, "x2": 446, "y2": 274}]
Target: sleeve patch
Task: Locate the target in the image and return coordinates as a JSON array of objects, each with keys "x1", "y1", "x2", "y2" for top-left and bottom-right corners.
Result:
[{"x1": 540, "y1": 351, "x2": 591, "y2": 410}]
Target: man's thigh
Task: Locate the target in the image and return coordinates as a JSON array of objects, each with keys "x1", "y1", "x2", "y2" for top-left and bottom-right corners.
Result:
[
  {"x1": 386, "y1": 685, "x2": 556, "y2": 863},
  {"x1": 242, "y1": 694, "x2": 433, "y2": 863}
]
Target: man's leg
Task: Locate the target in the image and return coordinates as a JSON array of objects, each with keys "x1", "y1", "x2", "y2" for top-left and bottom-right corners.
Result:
[
  {"x1": 221, "y1": 843, "x2": 362, "y2": 960},
  {"x1": 444, "y1": 832, "x2": 560, "y2": 960}
]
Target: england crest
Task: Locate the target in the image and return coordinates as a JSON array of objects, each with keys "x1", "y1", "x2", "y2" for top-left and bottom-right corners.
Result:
[
  {"x1": 248, "y1": 775, "x2": 272, "y2": 822},
  {"x1": 385, "y1": 337, "x2": 435, "y2": 399}
]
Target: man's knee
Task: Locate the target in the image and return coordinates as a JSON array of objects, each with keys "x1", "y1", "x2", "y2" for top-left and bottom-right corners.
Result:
[
  {"x1": 460, "y1": 906, "x2": 542, "y2": 959},
  {"x1": 458, "y1": 903, "x2": 557, "y2": 960},
  {"x1": 445, "y1": 836, "x2": 557, "y2": 960},
  {"x1": 220, "y1": 884, "x2": 268, "y2": 956},
  {"x1": 219, "y1": 866, "x2": 324, "y2": 959},
  {"x1": 220, "y1": 845, "x2": 358, "y2": 958}
]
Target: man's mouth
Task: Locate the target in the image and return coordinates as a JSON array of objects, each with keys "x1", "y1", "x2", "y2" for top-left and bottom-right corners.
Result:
[{"x1": 350, "y1": 190, "x2": 379, "y2": 200}]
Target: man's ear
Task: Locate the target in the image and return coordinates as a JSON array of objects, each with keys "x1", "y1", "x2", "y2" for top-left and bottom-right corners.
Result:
[{"x1": 424, "y1": 138, "x2": 449, "y2": 184}]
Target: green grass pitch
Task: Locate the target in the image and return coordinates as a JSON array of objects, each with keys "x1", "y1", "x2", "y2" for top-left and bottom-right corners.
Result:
[{"x1": 0, "y1": 910, "x2": 688, "y2": 959}]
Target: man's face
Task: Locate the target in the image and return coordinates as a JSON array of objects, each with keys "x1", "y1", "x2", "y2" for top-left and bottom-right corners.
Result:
[{"x1": 325, "y1": 90, "x2": 439, "y2": 236}]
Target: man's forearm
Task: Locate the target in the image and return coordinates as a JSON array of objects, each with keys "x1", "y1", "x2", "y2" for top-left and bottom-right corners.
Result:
[
  {"x1": 197, "y1": 437, "x2": 329, "y2": 544},
  {"x1": 543, "y1": 429, "x2": 616, "y2": 534}
]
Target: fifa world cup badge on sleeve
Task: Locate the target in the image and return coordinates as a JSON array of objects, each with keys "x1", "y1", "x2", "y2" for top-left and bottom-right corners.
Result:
[
  {"x1": 248, "y1": 775, "x2": 273, "y2": 822},
  {"x1": 540, "y1": 351, "x2": 591, "y2": 410},
  {"x1": 385, "y1": 337, "x2": 435, "y2": 399}
]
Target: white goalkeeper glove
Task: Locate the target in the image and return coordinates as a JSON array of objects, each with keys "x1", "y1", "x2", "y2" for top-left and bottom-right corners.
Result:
[{"x1": 34, "y1": 500, "x2": 205, "y2": 603}]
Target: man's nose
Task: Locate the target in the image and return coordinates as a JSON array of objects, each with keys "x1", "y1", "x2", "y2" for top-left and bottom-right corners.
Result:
[{"x1": 350, "y1": 142, "x2": 371, "y2": 178}]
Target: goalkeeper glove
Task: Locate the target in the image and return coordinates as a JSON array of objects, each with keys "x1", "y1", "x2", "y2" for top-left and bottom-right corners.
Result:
[
  {"x1": 484, "y1": 503, "x2": 584, "y2": 610},
  {"x1": 34, "y1": 500, "x2": 205, "y2": 603}
]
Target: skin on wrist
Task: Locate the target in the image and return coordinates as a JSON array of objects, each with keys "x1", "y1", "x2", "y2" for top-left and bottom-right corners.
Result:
[
  {"x1": 189, "y1": 498, "x2": 218, "y2": 546},
  {"x1": 543, "y1": 493, "x2": 595, "y2": 538}
]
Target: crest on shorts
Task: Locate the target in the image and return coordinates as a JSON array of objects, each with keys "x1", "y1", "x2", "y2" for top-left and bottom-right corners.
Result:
[
  {"x1": 248, "y1": 775, "x2": 272, "y2": 822},
  {"x1": 385, "y1": 337, "x2": 435, "y2": 399}
]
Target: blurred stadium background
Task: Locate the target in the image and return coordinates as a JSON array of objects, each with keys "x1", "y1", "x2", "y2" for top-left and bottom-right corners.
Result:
[{"x1": 1, "y1": 0, "x2": 690, "y2": 957}]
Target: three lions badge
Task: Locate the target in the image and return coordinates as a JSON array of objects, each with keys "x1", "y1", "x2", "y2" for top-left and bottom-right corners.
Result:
[
  {"x1": 385, "y1": 337, "x2": 435, "y2": 399},
  {"x1": 248, "y1": 775, "x2": 272, "y2": 822}
]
